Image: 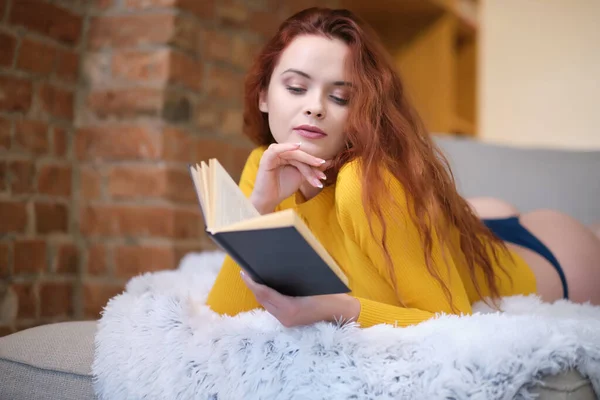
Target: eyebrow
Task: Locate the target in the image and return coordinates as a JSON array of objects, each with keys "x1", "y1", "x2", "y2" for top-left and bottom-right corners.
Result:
[{"x1": 281, "y1": 68, "x2": 352, "y2": 87}]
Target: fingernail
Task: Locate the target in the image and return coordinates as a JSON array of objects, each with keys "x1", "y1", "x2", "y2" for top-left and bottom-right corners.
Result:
[
  {"x1": 314, "y1": 179, "x2": 323, "y2": 188},
  {"x1": 295, "y1": 142, "x2": 302, "y2": 147},
  {"x1": 240, "y1": 270, "x2": 245, "y2": 277},
  {"x1": 318, "y1": 172, "x2": 326, "y2": 180},
  {"x1": 319, "y1": 159, "x2": 326, "y2": 164}
]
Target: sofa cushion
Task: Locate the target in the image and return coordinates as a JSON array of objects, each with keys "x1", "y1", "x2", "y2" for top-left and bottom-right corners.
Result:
[
  {"x1": 433, "y1": 135, "x2": 600, "y2": 225},
  {"x1": 0, "y1": 321, "x2": 96, "y2": 400}
]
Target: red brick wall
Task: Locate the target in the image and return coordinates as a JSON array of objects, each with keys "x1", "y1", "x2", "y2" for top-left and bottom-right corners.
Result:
[{"x1": 0, "y1": 0, "x2": 339, "y2": 336}]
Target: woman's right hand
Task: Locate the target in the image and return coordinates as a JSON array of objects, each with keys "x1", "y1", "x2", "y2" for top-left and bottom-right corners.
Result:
[{"x1": 250, "y1": 142, "x2": 330, "y2": 214}]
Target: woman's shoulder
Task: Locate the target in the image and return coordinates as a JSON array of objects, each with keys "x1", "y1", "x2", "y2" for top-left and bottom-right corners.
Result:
[
  {"x1": 336, "y1": 159, "x2": 407, "y2": 196},
  {"x1": 335, "y1": 159, "x2": 408, "y2": 211}
]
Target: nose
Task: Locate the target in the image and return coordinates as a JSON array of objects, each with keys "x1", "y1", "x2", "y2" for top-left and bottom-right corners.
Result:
[{"x1": 304, "y1": 96, "x2": 326, "y2": 119}]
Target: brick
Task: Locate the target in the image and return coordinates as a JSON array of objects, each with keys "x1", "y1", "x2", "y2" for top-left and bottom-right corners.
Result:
[
  {"x1": 55, "y1": 243, "x2": 78, "y2": 274},
  {"x1": 10, "y1": 0, "x2": 83, "y2": 46},
  {"x1": 0, "y1": 0, "x2": 6, "y2": 20},
  {"x1": 88, "y1": 14, "x2": 174, "y2": 49},
  {"x1": 80, "y1": 166, "x2": 102, "y2": 200},
  {"x1": 201, "y1": 28, "x2": 232, "y2": 63},
  {"x1": 219, "y1": 108, "x2": 243, "y2": 136},
  {"x1": 162, "y1": 91, "x2": 191, "y2": 123},
  {"x1": 108, "y1": 165, "x2": 167, "y2": 199},
  {"x1": 39, "y1": 282, "x2": 73, "y2": 317},
  {"x1": 12, "y1": 283, "x2": 37, "y2": 319},
  {"x1": 92, "y1": 0, "x2": 113, "y2": 10},
  {"x1": 247, "y1": 10, "x2": 282, "y2": 39},
  {"x1": 0, "y1": 242, "x2": 10, "y2": 277},
  {"x1": 76, "y1": 125, "x2": 162, "y2": 161},
  {"x1": 0, "y1": 76, "x2": 33, "y2": 112},
  {"x1": 193, "y1": 99, "x2": 221, "y2": 131},
  {"x1": 82, "y1": 51, "x2": 111, "y2": 87},
  {"x1": 55, "y1": 49, "x2": 79, "y2": 82},
  {"x1": 231, "y1": 35, "x2": 262, "y2": 69},
  {"x1": 16, "y1": 38, "x2": 57, "y2": 75},
  {"x1": 166, "y1": 168, "x2": 196, "y2": 202},
  {"x1": 169, "y1": 51, "x2": 203, "y2": 90},
  {"x1": 87, "y1": 87, "x2": 162, "y2": 119},
  {"x1": 112, "y1": 49, "x2": 169, "y2": 82},
  {"x1": 0, "y1": 32, "x2": 17, "y2": 67},
  {"x1": 80, "y1": 205, "x2": 200, "y2": 238},
  {"x1": 0, "y1": 116, "x2": 10, "y2": 150},
  {"x1": 173, "y1": 243, "x2": 203, "y2": 265},
  {"x1": 86, "y1": 245, "x2": 106, "y2": 275},
  {"x1": 83, "y1": 282, "x2": 123, "y2": 318},
  {"x1": 162, "y1": 126, "x2": 195, "y2": 162},
  {"x1": 39, "y1": 84, "x2": 75, "y2": 120},
  {"x1": 231, "y1": 146, "x2": 252, "y2": 178},
  {"x1": 37, "y1": 164, "x2": 72, "y2": 197},
  {"x1": 196, "y1": 138, "x2": 233, "y2": 166},
  {"x1": 178, "y1": 0, "x2": 215, "y2": 19},
  {"x1": 207, "y1": 66, "x2": 244, "y2": 102},
  {"x1": 9, "y1": 160, "x2": 35, "y2": 194},
  {"x1": 0, "y1": 202, "x2": 28, "y2": 234},
  {"x1": 52, "y1": 127, "x2": 68, "y2": 156},
  {"x1": 14, "y1": 120, "x2": 49, "y2": 155},
  {"x1": 171, "y1": 14, "x2": 201, "y2": 54},
  {"x1": 80, "y1": 205, "x2": 174, "y2": 237},
  {"x1": 115, "y1": 245, "x2": 175, "y2": 279},
  {"x1": 217, "y1": 0, "x2": 249, "y2": 27},
  {"x1": 125, "y1": 0, "x2": 175, "y2": 9},
  {"x1": 35, "y1": 202, "x2": 69, "y2": 234},
  {"x1": 14, "y1": 239, "x2": 46, "y2": 274},
  {"x1": 173, "y1": 208, "x2": 201, "y2": 238},
  {"x1": 0, "y1": 326, "x2": 15, "y2": 337},
  {"x1": 0, "y1": 161, "x2": 6, "y2": 192}
]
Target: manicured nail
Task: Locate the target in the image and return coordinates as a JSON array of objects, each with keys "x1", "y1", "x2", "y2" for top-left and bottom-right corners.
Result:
[
  {"x1": 295, "y1": 142, "x2": 302, "y2": 147},
  {"x1": 318, "y1": 171, "x2": 326, "y2": 180},
  {"x1": 314, "y1": 179, "x2": 323, "y2": 188},
  {"x1": 319, "y1": 159, "x2": 326, "y2": 164}
]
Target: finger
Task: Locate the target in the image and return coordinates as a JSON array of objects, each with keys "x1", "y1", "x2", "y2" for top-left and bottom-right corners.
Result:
[
  {"x1": 279, "y1": 149, "x2": 326, "y2": 168},
  {"x1": 261, "y1": 142, "x2": 303, "y2": 169},
  {"x1": 289, "y1": 160, "x2": 324, "y2": 188},
  {"x1": 318, "y1": 160, "x2": 333, "y2": 171},
  {"x1": 240, "y1": 271, "x2": 280, "y2": 310}
]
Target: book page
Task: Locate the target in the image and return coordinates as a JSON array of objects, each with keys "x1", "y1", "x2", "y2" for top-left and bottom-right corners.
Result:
[
  {"x1": 190, "y1": 164, "x2": 207, "y2": 218},
  {"x1": 201, "y1": 161, "x2": 212, "y2": 229},
  {"x1": 210, "y1": 159, "x2": 260, "y2": 232}
]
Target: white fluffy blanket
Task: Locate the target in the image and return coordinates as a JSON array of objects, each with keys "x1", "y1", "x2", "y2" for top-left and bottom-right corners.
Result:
[{"x1": 93, "y1": 251, "x2": 600, "y2": 400}]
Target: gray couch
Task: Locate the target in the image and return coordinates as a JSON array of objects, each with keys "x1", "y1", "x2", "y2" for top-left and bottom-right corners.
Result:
[{"x1": 1, "y1": 135, "x2": 599, "y2": 399}]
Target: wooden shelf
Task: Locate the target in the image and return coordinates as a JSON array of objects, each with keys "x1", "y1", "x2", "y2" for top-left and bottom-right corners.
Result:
[{"x1": 343, "y1": 0, "x2": 479, "y2": 136}]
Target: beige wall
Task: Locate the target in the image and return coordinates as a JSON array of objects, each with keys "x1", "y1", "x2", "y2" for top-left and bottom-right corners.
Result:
[{"x1": 479, "y1": 0, "x2": 600, "y2": 149}]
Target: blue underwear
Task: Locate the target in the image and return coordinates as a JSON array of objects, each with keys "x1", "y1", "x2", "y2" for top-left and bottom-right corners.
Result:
[{"x1": 482, "y1": 216, "x2": 568, "y2": 299}]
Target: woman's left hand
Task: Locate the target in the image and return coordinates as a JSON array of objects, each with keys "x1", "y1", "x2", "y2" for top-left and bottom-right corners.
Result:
[{"x1": 240, "y1": 271, "x2": 361, "y2": 328}]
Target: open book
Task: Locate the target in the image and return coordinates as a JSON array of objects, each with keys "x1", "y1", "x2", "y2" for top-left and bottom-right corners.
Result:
[{"x1": 188, "y1": 159, "x2": 350, "y2": 297}]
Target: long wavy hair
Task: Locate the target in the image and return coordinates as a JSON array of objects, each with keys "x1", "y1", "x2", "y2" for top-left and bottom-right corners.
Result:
[{"x1": 242, "y1": 7, "x2": 511, "y2": 308}]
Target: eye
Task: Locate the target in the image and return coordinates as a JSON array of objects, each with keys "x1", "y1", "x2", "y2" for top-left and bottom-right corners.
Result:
[
  {"x1": 330, "y1": 95, "x2": 349, "y2": 106},
  {"x1": 286, "y1": 86, "x2": 305, "y2": 94}
]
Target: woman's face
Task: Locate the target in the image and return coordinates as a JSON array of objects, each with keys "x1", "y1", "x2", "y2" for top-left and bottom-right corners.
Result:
[{"x1": 259, "y1": 34, "x2": 351, "y2": 160}]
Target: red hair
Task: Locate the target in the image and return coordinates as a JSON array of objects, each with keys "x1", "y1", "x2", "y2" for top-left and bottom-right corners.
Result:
[{"x1": 243, "y1": 8, "x2": 511, "y2": 308}]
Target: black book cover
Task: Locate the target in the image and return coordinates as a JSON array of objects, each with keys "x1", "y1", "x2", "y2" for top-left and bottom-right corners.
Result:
[{"x1": 210, "y1": 227, "x2": 350, "y2": 297}]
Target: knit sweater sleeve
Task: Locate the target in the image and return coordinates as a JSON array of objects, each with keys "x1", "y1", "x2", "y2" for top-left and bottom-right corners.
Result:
[
  {"x1": 335, "y1": 161, "x2": 473, "y2": 328},
  {"x1": 205, "y1": 147, "x2": 266, "y2": 316}
]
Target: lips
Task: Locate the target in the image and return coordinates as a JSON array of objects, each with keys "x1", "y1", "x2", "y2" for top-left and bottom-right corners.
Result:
[{"x1": 293, "y1": 125, "x2": 327, "y2": 139}]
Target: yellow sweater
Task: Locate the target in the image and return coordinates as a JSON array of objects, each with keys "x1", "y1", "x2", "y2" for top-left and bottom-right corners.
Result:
[{"x1": 206, "y1": 147, "x2": 537, "y2": 328}]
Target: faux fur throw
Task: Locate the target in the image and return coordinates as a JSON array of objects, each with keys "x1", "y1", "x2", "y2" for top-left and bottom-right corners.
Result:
[{"x1": 93, "y1": 251, "x2": 600, "y2": 399}]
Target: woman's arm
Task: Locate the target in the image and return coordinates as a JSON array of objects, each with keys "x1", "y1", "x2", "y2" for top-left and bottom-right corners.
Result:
[
  {"x1": 335, "y1": 161, "x2": 473, "y2": 328},
  {"x1": 205, "y1": 147, "x2": 265, "y2": 316}
]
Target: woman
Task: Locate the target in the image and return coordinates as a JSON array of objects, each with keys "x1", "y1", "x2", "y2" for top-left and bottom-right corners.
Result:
[{"x1": 206, "y1": 7, "x2": 600, "y2": 328}]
